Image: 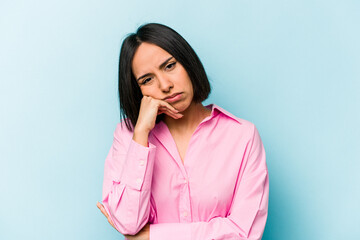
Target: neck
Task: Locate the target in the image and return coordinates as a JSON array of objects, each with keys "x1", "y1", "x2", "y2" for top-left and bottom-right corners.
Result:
[{"x1": 163, "y1": 102, "x2": 212, "y2": 133}]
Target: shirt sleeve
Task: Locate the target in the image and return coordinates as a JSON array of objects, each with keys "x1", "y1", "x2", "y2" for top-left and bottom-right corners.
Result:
[
  {"x1": 101, "y1": 123, "x2": 157, "y2": 235},
  {"x1": 149, "y1": 124, "x2": 269, "y2": 240}
]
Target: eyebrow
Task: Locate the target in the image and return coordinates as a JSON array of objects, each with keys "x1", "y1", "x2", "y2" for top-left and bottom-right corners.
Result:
[{"x1": 136, "y1": 56, "x2": 174, "y2": 82}]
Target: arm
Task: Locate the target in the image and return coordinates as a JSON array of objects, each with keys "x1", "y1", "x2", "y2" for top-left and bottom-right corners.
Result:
[
  {"x1": 150, "y1": 125, "x2": 269, "y2": 240},
  {"x1": 101, "y1": 123, "x2": 157, "y2": 235}
]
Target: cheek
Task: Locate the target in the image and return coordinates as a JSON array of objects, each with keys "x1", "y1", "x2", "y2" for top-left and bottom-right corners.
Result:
[
  {"x1": 139, "y1": 86, "x2": 149, "y2": 96},
  {"x1": 140, "y1": 86, "x2": 160, "y2": 98},
  {"x1": 179, "y1": 72, "x2": 193, "y2": 91},
  {"x1": 186, "y1": 78, "x2": 194, "y2": 93}
]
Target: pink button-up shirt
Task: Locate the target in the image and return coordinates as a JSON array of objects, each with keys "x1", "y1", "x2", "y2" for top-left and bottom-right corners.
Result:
[{"x1": 102, "y1": 103, "x2": 269, "y2": 239}]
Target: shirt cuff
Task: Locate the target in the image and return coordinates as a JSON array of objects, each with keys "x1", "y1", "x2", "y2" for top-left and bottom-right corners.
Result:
[
  {"x1": 150, "y1": 223, "x2": 191, "y2": 240},
  {"x1": 120, "y1": 138, "x2": 156, "y2": 191}
]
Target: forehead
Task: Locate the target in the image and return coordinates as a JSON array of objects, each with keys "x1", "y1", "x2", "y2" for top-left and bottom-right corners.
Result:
[{"x1": 132, "y1": 42, "x2": 172, "y2": 75}]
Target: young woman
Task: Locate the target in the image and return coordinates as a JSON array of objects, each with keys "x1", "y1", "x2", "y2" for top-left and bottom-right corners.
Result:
[{"x1": 97, "y1": 23, "x2": 269, "y2": 240}]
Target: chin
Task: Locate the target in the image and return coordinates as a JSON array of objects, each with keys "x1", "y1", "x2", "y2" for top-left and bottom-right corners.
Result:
[{"x1": 173, "y1": 101, "x2": 191, "y2": 113}]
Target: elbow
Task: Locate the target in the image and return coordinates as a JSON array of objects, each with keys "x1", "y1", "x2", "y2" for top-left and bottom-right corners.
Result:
[
  {"x1": 113, "y1": 216, "x2": 148, "y2": 235},
  {"x1": 108, "y1": 202, "x2": 150, "y2": 235},
  {"x1": 104, "y1": 184, "x2": 151, "y2": 235},
  {"x1": 108, "y1": 201, "x2": 150, "y2": 235}
]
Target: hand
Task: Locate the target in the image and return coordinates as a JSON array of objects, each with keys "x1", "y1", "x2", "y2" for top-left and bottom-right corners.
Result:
[
  {"x1": 124, "y1": 223, "x2": 150, "y2": 240},
  {"x1": 135, "y1": 96, "x2": 183, "y2": 133},
  {"x1": 97, "y1": 202, "x2": 117, "y2": 231},
  {"x1": 96, "y1": 202, "x2": 150, "y2": 240}
]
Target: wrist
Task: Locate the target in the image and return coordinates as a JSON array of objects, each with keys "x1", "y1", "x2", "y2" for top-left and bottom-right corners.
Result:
[
  {"x1": 133, "y1": 128, "x2": 150, "y2": 147},
  {"x1": 134, "y1": 126, "x2": 150, "y2": 136}
]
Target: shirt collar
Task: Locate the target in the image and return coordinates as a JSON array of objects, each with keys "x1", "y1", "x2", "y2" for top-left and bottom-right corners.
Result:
[
  {"x1": 152, "y1": 103, "x2": 242, "y2": 136},
  {"x1": 205, "y1": 103, "x2": 242, "y2": 125}
]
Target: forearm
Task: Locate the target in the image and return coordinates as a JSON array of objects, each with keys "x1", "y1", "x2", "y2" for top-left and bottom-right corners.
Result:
[
  {"x1": 133, "y1": 127, "x2": 150, "y2": 147},
  {"x1": 102, "y1": 136, "x2": 156, "y2": 235}
]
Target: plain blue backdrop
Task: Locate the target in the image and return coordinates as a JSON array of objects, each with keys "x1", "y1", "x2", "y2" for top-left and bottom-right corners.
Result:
[{"x1": 1, "y1": 0, "x2": 359, "y2": 239}]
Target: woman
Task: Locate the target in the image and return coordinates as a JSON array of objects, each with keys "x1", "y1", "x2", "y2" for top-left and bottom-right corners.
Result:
[{"x1": 97, "y1": 23, "x2": 269, "y2": 240}]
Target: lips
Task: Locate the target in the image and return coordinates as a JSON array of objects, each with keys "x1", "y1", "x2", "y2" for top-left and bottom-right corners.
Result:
[
  {"x1": 163, "y1": 93, "x2": 181, "y2": 100},
  {"x1": 163, "y1": 93, "x2": 183, "y2": 103}
]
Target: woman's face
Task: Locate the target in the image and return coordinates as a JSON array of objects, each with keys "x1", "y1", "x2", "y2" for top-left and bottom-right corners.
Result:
[{"x1": 131, "y1": 42, "x2": 194, "y2": 112}]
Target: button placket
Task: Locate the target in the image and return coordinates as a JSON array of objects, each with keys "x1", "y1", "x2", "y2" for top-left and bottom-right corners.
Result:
[
  {"x1": 179, "y1": 175, "x2": 191, "y2": 222},
  {"x1": 135, "y1": 159, "x2": 145, "y2": 188}
]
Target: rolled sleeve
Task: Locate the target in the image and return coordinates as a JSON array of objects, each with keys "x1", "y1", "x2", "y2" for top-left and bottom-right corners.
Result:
[
  {"x1": 102, "y1": 123, "x2": 157, "y2": 235},
  {"x1": 121, "y1": 139, "x2": 156, "y2": 191}
]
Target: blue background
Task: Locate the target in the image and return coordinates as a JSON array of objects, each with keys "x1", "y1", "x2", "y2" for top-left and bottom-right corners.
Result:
[{"x1": 1, "y1": 0, "x2": 359, "y2": 239}]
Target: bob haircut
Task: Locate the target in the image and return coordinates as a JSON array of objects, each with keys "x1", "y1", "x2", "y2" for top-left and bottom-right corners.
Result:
[{"x1": 118, "y1": 23, "x2": 211, "y2": 131}]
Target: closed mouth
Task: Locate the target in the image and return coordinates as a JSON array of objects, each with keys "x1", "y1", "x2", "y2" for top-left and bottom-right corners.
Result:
[{"x1": 163, "y1": 93, "x2": 181, "y2": 100}]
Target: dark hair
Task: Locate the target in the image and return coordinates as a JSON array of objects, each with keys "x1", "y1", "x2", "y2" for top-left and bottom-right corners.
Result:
[{"x1": 118, "y1": 23, "x2": 211, "y2": 131}]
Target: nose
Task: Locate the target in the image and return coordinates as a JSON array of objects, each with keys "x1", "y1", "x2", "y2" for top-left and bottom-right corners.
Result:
[{"x1": 157, "y1": 74, "x2": 173, "y2": 93}]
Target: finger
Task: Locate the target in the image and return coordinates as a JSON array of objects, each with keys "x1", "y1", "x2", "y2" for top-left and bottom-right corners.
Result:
[
  {"x1": 158, "y1": 105, "x2": 183, "y2": 118},
  {"x1": 157, "y1": 108, "x2": 165, "y2": 115},
  {"x1": 97, "y1": 203, "x2": 118, "y2": 232},
  {"x1": 158, "y1": 100, "x2": 180, "y2": 114},
  {"x1": 108, "y1": 218, "x2": 115, "y2": 227},
  {"x1": 163, "y1": 108, "x2": 183, "y2": 119},
  {"x1": 97, "y1": 202, "x2": 110, "y2": 219},
  {"x1": 97, "y1": 203, "x2": 107, "y2": 217},
  {"x1": 158, "y1": 107, "x2": 180, "y2": 119},
  {"x1": 157, "y1": 107, "x2": 181, "y2": 119}
]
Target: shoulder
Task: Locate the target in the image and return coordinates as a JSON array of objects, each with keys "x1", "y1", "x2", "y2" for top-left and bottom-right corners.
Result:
[
  {"x1": 215, "y1": 105, "x2": 264, "y2": 150},
  {"x1": 212, "y1": 104, "x2": 256, "y2": 134},
  {"x1": 113, "y1": 120, "x2": 134, "y2": 144}
]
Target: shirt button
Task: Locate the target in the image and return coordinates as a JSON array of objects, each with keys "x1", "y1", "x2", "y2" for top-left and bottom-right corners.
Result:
[
  {"x1": 136, "y1": 178, "x2": 142, "y2": 184},
  {"x1": 182, "y1": 211, "x2": 188, "y2": 217},
  {"x1": 139, "y1": 160, "x2": 145, "y2": 166},
  {"x1": 184, "y1": 179, "x2": 188, "y2": 184}
]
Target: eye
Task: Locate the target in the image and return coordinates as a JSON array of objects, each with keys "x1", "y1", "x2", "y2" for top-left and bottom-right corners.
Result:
[
  {"x1": 141, "y1": 77, "x2": 152, "y2": 85},
  {"x1": 165, "y1": 62, "x2": 176, "y2": 70}
]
